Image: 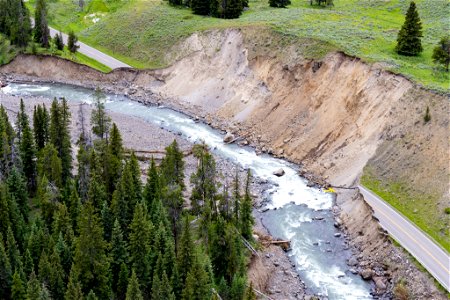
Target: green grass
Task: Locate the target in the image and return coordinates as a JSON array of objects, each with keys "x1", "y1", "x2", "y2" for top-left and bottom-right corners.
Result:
[
  {"x1": 24, "y1": 44, "x2": 112, "y2": 73},
  {"x1": 361, "y1": 168, "x2": 450, "y2": 253},
  {"x1": 25, "y1": 0, "x2": 449, "y2": 90}
]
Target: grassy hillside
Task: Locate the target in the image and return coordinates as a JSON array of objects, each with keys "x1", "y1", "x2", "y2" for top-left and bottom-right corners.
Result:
[{"x1": 29, "y1": 0, "x2": 449, "y2": 90}]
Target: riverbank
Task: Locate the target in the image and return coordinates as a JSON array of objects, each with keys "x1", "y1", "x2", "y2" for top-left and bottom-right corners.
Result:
[
  {"x1": 0, "y1": 91, "x2": 310, "y2": 299},
  {"x1": 1, "y1": 40, "x2": 447, "y2": 297}
]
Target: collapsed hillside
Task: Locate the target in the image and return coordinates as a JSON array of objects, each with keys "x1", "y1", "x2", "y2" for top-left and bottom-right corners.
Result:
[{"x1": 1, "y1": 28, "x2": 448, "y2": 298}]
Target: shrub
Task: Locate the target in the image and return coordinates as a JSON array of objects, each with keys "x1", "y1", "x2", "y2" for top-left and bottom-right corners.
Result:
[{"x1": 423, "y1": 106, "x2": 431, "y2": 123}]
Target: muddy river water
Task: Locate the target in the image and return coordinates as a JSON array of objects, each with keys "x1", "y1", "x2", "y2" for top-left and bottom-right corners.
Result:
[{"x1": 2, "y1": 82, "x2": 372, "y2": 299}]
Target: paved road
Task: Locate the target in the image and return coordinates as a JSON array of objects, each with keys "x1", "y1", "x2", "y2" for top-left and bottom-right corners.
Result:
[
  {"x1": 359, "y1": 185, "x2": 450, "y2": 291},
  {"x1": 49, "y1": 27, "x2": 130, "y2": 69}
]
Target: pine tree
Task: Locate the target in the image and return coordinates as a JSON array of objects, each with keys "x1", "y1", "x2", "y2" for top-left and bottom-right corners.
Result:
[
  {"x1": 396, "y1": 1, "x2": 423, "y2": 56},
  {"x1": 76, "y1": 135, "x2": 90, "y2": 202},
  {"x1": 181, "y1": 255, "x2": 211, "y2": 300},
  {"x1": 232, "y1": 170, "x2": 241, "y2": 223},
  {"x1": 91, "y1": 88, "x2": 111, "y2": 140},
  {"x1": 86, "y1": 290, "x2": 98, "y2": 300},
  {"x1": 26, "y1": 271, "x2": 41, "y2": 300},
  {"x1": 33, "y1": 104, "x2": 49, "y2": 150},
  {"x1": 269, "y1": 0, "x2": 290, "y2": 8},
  {"x1": 116, "y1": 263, "x2": 129, "y2": 300},
  {"x1": 178, "y1": 216, "x2": 194, "y2": 284},
  {"x1": 125, "y1": 270, "x2": 144, "y2": 300},
  {"x1": 0, "y1": 233, "x2": 12, "y2": 299},
  {"x1": 191, "y1": 0, "x2": 210, "y2": 15},
  {"x1": 34, "y1": 0, "x2": 50, "y2": 48},
  {"x1": 160, "y1": 140, "x2": 185, "y2": 189},
  {"x1": 432, "y1": 36, "x2": 450, "y2": 71},
  {"x1": 73, "y1": 202, "x2": 110, "y2": 299},
  {"x1": 7, "y1": 167, "x2": 29, "y2": 221},
  {"x1": 110, "y1": 218, "x2": 127, "y2": 292},
  {"x1": 190, "y1": 145, "x2": 217, "y2": 215},
  {"x1": 240, "y1": 169, "x2": 254, "y2": 240},
  {"x1": 107, "y1": 123, "x2": 123, "y2": 194},
  {"x1": 128, "y1": 202, "x2": 152, "y2": 292},
  {"x1": 49, "y1": 98, "x2": 72, "y2": 184},
  {"x1": 6, "y1": 226, "x2": 22, "y2": 274},
  {"x1": 67, "y1": 31, "x2": 79, "y2": 53},
  {"x1": 20, "y1": 121, "x2": 37, "y2": 192},
  {"x1": 163, "y1": 184, "x2": 184, "y2": 240},
  {"x1": 65, "y1": 266, "x2": 83, "y2": 300},
  {"x1": 8, "y1": 0, "x2": 32, "y2": 47},
  {"x1": 37, "y1": 143, "x2": 62, "y2": 188},
  {"x1": 144, "y1": 157, "x2": 161, "y2": 209},
  {"x1": 54, "y1": 32, "x2": 64, "y2": 51}
]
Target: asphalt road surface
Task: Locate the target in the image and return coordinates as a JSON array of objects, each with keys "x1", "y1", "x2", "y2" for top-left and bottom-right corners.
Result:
[
  {"x1": 49, "y1": 27, "x2": 130, "y2": 69},
  {"x1": 359, "y1": 185, "x2": 450, "y2": 291}
]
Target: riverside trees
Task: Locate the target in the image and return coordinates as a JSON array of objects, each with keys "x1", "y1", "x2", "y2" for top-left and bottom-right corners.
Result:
[{"x1": 0, "y1": 97, "x2": 256, "y2": 300}]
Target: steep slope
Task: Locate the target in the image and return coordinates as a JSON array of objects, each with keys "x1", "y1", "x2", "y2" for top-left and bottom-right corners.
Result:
[{"x1": 1, "y1": 28, "x2": 448, "y2": 298}]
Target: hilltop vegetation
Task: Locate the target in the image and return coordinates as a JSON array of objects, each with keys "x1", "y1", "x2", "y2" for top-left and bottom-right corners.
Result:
[{"x1": 35, "y1": 0, "x2": 450, "y2": 90}]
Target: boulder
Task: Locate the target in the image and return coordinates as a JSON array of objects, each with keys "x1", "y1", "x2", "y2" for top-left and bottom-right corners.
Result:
[
  {"x1": 360, "y1": 268, "x2": 373, "y2": 280},
  {"x1": 373, "y1": 277, "x2": 387, "y2": 291},
  {"x1": 273, "y1": 168, "x2": 285, "y2": 177},
  {"x1": 223, "y1": 132, "x2": 234, "y2": 143},
  {"x1": 348, "y1": 257, "x2": 358, "y2": 266}
]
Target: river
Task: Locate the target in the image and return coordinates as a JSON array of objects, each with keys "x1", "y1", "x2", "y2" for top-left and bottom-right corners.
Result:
[{"x1": 1, "y1": 82, "x2": 372, "y2": 299}]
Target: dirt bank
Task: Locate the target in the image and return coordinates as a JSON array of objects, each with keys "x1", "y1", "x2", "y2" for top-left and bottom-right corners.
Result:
[{"x1": 1, "y1": 28, "x2": 448, "y2": 298}]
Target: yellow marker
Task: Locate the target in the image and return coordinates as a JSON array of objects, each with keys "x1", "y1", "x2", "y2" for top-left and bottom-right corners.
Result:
[{"x1": 324, "y1": 187, "x2": 336, "y2": 193}]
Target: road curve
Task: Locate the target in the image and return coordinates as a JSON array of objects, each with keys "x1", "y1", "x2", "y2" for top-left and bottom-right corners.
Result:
[
  {"x1": 49, "y1": 27, "x2": 131, "y2": 69},
  {"x1": 358, "y1": 185, "x2": 450, "y2": 291}
]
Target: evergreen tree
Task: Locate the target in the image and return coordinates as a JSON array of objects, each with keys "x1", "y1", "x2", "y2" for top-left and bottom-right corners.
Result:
[
  {"x1": 26, "y1": 271, "x2": 41, "y2": 300},
  {"x1": 91, "y1": 88, "x2": 111, "y2": 140},
  {"x1": 65, "y1": 266, "x2": 83, "y2": 300},
  {"x1": 49, "y1": 98, "x2": 72, "y2": 184},
  {"x1": 0, "y1": 233, "x2": 12, "y2": 299},
  {"x1": 191, "y1": 0, "x2": 210, "y2": 15},
  {"x1": 163, "y1": 184, "x2": 184, "y2": 240},
  {"x1": 7, "y1": 167, "x2": 29, "y2": 221},
  {"x1": 144, "y1": 157, "x2": 161, "y2": 209},
  {"x1": 432, "y1": 36, "x2": 450, "y2": 71},
  {"x1": 128, "y1": 202, "x2": 152, "y2": 292},
  {"x1": 86, "y1": 290, "x2": 98, "y2": 300},
  {"x1": 396, "y1": 1, "x2": 423, "y2": 56},
  {"x1": 33, "y1": 104, "x2": 50, "y2": 150},
  {"x1": 181, "y1": 255, "x2": 211, "y2": 300},
  {"x1": 116, "y1": 263, "x2": 129, "y2": 300},
  {"x1": 73, "y1": 202, "x2": 110, "y2": 299},
  {"x1": 212, "y1": 0, "x2": 243, "y2": 19},
  {"x1": 232, "y1": 170, "x2": 241, "y2": 223},
  {"x1": 107, "y1": 123, "x2": 123, "y2": 194},
  {"x1": 110, "y1": 218, "x2": 127, "y2": 292},
  {"x1": 240, "y1": 169, "x2": 254, "y2": 240},
  {"x1": 125, "y1": 270, "x2": 143, "y2": 300},
  {"x1": 8, "y1": 0, "x2": 32, "y2": 47},
  {"x1": 6, "y1": 226, "x2": 22, "y2": 274},
  {"x1": 190, "y1": 145, "x2": 217, "y2": 215},
  {"x1": 67, "y1": 31, "x2": 79, "y2": 53},
  {"x1": 54, "y1": 32, "x2": 64, "y2": 51},
  {"x1": 19, "y1": 120, "x2": 37, "y2": 192},
  {"x1": 34, "y1": 0, "x2": 50, "y2": 48},
  {"x1": 178, "y1": 216, "x2": 194, "y2": 284},
  {"x1": 160, "y1": 140, "x2": 185, "y2": 189},
  {"x1": 37, "y1": 143, "x2": 62, "y2": 188},
  {"x1": 269, "y1": 0, "x2": 290, "y2": 8},
  {"x1": 76, "y1": 134, "x2": 90, "y2": 202}
]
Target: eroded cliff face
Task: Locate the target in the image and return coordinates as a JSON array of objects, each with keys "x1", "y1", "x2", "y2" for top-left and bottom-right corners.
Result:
[{"x1": 1, "y1": 28, "x2": 448, "y2": 298}]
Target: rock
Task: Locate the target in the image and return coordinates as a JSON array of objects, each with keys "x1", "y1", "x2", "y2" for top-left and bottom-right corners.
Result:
[
  {"x1": 273, "y1": 261, "x2": 280, "y2": 267},
  {"x1": 277, "y1": 149, "x2": 284, "y2": 156},
  {"x1": 223, "y1": 132, "x2": 234, "y2": 143},
  {"x1": 360, "y1": 268, "x2": 373, "y2": 280},
  {"x1": 348, "y1": 257, "x2": 358, "y2": 266},
  {"x1": 312, "y1": 242, "x2": 319, "y2": 246},
  {"x1": 349, "y1": 268, "x2": 358, "y2": 274},
  {"x1": 313, "y1": 216, "x2": 324, "y2": 221},
  {"x1": 273, "y1": 168, "x2": 285, "y2": 177},
  {"x1": 373, "y1": 277, "x2": 386, "y2": 291},
  {"x1": 334, "y1": 233, "x2": 342, "y2": 238}
]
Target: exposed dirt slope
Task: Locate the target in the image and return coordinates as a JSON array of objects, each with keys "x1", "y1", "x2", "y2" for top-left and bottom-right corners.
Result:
[{"x1": 1, "y1": 28, "x2": 448, "y2": 298}]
